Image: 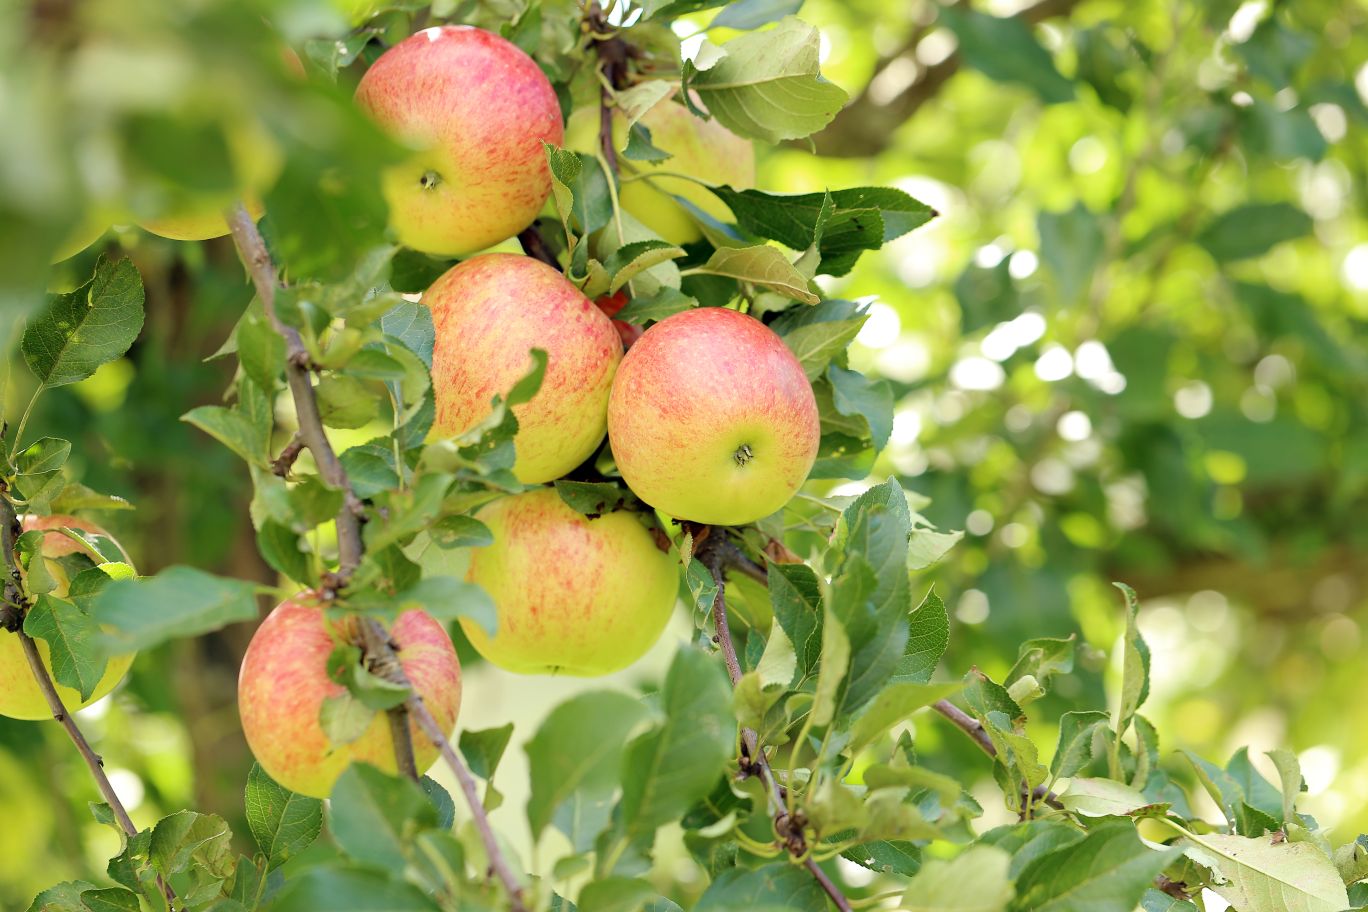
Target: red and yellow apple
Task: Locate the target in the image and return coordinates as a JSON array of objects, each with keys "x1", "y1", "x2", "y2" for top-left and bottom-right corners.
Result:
[
  {"x1": 0, "y1": 515, "x2": 137, "y2": 721},
  {"x1": 356, "y1": 26, "x2": 563, "y2": 255},
  {"x1": 462, "y1": 488, "x2": 677, "y2": 675},
  {"x1": 425, "y1": 253, "x2": 622, "y2": 483},
  {"x1": 607, "y1": 307, "x2": 819, "y2": 526},
  {"x1": 238, "y1": 597, "x2": 462, "y2": 798},
  {"x1": 564, "y1": 95, "x2": 754, "y2": 245}
]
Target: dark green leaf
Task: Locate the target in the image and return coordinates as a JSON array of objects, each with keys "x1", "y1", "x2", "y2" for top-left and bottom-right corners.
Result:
[
  {"x1": 245, "y1": 763, "x2": 323, "y2": 871},
  {"x1": 1197, "y1": 202, "x2": 1312, "y2": 262},
  {"x1": 460, "y1": 724, "x2": 514, "y2": 781},
  {"x1": 940, "y1": 5, "x2": 1074, "y2": 103},
  {"x1": 1012, "y1": 820, "x2": 1181, "y2": 912},
  {"x1": 328, "y1": 764, "x2": 434, "y2": 869},
  {"x1": 95, "y1": 566, "x2": 260, "y2": 653},
  {"x1": 23, "y1": 594, "x2": 108, "y2": 701},
  {"x1": 23, "y1": 257, "x2": 145, "y2": 387},
  {"x1": 272, "y1": 865, "x2": 440, "y2": 912}
]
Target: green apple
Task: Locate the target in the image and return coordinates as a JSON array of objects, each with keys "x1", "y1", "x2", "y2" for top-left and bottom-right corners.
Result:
[
  {"x1": 356, "y1": 25, "x2": 563, "y2": 256},
  {"x1": 0, "y1": 515, "x2": 136, "y2": 721},
  {"x1": 607, "y1": 307, "x2": 819, "y2": 525},
  {"x1": 51, "y1": 213, "x2": 109, "y2": 263},
  {"x1": 425, "y1": 253, "x2": 623, "y2": 484},
  {"x1": 133, "y1": 120, "x2": 280, "y2": 241},
  {"x1": 237, "y1": 597, "x2": 463, "y2": 798},
  {"x1": 563, "y1": 95, "x2": 754, "y2": 245},
  {"x1": 462, "y1": 488, "x2": 678, "y2": 675}
]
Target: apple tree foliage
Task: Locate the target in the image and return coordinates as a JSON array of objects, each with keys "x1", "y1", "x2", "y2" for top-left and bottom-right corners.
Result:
[{"x1": 2, "y1": 0, "x2": 1367, "y2": 911}]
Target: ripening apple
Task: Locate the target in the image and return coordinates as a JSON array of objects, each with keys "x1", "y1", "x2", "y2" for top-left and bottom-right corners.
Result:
[
  {"x1": 462, "y1": 488, "x2": 678, "y2": 675},
  {"x1": 425, "y1": 253, "x2": 622, "y2": 483},
  {"x1": 563, "y1": 95, "x2": 754, "y2": 245},
  {"x1": 238, "y1": 597, "x2": 462, "y2": 798},
  {"x1": 0, "y1": 515, "x2": 137, "y2": 721},
  {"x1": 355, "y1": 25, "x2": 563, "y2": 256},
  {"x1": 607, "y1": 307, "x2": 819, "y2": 526}
]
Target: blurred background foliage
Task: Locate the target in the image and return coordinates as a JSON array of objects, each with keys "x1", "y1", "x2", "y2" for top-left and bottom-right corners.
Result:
[{"x1": 2, "y1": 0, "x2": 1366, "y2": 905}]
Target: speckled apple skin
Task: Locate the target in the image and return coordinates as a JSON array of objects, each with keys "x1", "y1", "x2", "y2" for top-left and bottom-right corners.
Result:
[
  {"x1": 425, "y1": 253, "x2": 623, "y2": 483},
  {"x1": 462, "y1": 488, "x2": 678, "y2": 676},
  {"x1": 607, "y1": 308, "x2": 819, "y2": 526},
  {"x1": 356, "y1": 26, "x2": 564, "y2": 256},
  {"x1": 237, "y1": 598, "x2": 462, "y2": 798},
  {"x1": 564, "y1": 97, "x2": 754, "y2": 245},
  {"x1": 0, "y1": 515, "x2": 136, "y2": 720}
]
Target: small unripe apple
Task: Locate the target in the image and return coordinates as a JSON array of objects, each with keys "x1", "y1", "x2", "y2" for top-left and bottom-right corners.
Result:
[
  {"x1": 461, "y1": 488, "x2": 678, "y2": 675},
  {"x1": 607, "y1": 307, "x2": 819, "y2": 526},
  {"x1": 595, "y1": 291, "x2": 645, "y2": 349},
  {"x1": 238, "y1": 597, "x2": 462, "y2": 799},
  {"x1": 564, "y1": 96, "x2": 754, "y2": 245},
  {"x1": 0, "y1": 515, "x2": 137, "y2": 721},
  {"x1": 133, "y1": 120, "x2": 280, "y2": 242},
  {"x1": 426, "y1": 253, "x2": 622, "y2": 484},
  {"x1": 356, "y1": 26, "x2": 563, "y2": 256}
]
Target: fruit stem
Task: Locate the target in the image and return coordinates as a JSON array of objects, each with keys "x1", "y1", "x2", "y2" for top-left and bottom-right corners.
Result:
[{"x1": 0, "y1": 493, "x2": 179, "y2": 910}]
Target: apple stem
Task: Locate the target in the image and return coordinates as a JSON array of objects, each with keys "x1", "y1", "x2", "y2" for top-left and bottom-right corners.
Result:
[
  {"x1": 226, "y1": 202, "x2": 528, "y2": 912},
  {"x1": 697, "y1": 528, "x2": 854, "y2": 912},
  {"x1": 0, "y1": 493, "x2": 180, "y2": 911}
]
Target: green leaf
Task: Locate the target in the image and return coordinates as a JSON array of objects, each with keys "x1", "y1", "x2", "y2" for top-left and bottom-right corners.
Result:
[
  {"x1": 1267, "y1": 748, "x2": 1304, "y2": 825},
  {"x1": 77, "y1": 888, "x2": 141, "y2": 912},
  {"x1": 554, "y1": 480, "x2": 637, "y2": 516},
  {"x1": 329, "y1": 764, "x2": 434, "y2": 869},
  {"x1": 578, "y1": 878, "x2": 657, "y2": 912},
  {"x1": 237, "y1": 312, "x2": 285, "y2": 392},
  {"x1": 826, "y1": 365, "x2": 893, "y2": 449},
  {"x1": 428, "y1": 514, "x2": 493, "y2": 549},
  {"x1": 709, "y1": 186, "x2": 934, "y2": 276},
  {"x1": 686, "y1": 19, "x2": 848, "y2": 143},
  {"x1": 1112, "y1": 582, "x2": 1149, "y2": 744},
  {"x1": 385, "y1": 575, "x2": 496, "y2": 635},
  {"x1": 689, "y1": 246, "x2": 818, "y2": 304},
  {"x1": 1058, "y1": 778, "x2": 1163, "y2": 817},
  {"x1": 526, "y1": 691, "x2": 651, "y2": 839},
  {"x1": 1184, "y1": 831, "x2": 1349, "y2": 912},
  {"x1": 695, "y1": 862, "x2": 828, "y2": 911},
  {"x1": 979, "y1": 819, "x2": 1085, "y2": 879},
  {"x1": 768, "y1": 563, "x2": 823, "y2": 681},
  {"x1": 94, "y1": 566, "x2": 260, "y2": 653},
  {"x1": 604, "y1": 241, "x2": 686, "y2": 293},
  {"x1": 1051, "y1": 710, "x2": 1109, "y2": 778},
  {"x1": 612, "y1": 287, "x2": 697, "y2": 325},
  {"x1": 316, "y1": 375, "x2": 379, "y2": 429},
  {"x1": 1012, "y1": 820, "x2": 1181, "y2": 912},
  {"x1": 256, "y1": 520, "x2": 311, "y2": 584},
  {"x1": 23, "y1": 594, "x2": 108, "y2": 701},
  {"x1": 1197, "y1": 202, "x2": 1312, "y2": 262},
  {"x1": 272, "y1": 865, "x2": 440, "y2": 912},
  {"x1": 848, "y1": 681, "x2": 961, "y2": 752},
  {"x1": 149, "y1": 810, "x2": 236, "y2": 903},
  {"x1": 772, "y1": 299, "x2": 867, "y2": 380},
  {"x1": 380, "y1": 301, "x2": 435, "y2": 368},
  {"x1": 319, "y1": 692, "x2": 375, "y2": 746},
  {"x1": 895, "y1": 589, "x2": 949, "y2": 684},
  {"x1": 900, "y1": 844, "x2": 1014, "y2": 912},
  {"x1": 23, "y1": 256, "x2": 145, "y2": 387},
  {"x1": 810, "y1": 603, "x2": 850, "y2": 727},
  {"x1": 939, "y1": 6, "x2": 1074, "y2": 103},
  {"x1": 1140, "y1": 890, "x2": 1198, "y2": 911},
  {"x1": 460, "y1": 724, "x2": 514, "y2": 781},
  {"x1": 708, "y1": 0, "x2": 804, "y2": 31},
  {"x1": 26, "y1": 881, "x2": 98, "y2": 912},
  {"x1": 182, "y1": 404, "x2": 271, "y2": 467},
  {"x1": 245, "y1": 763, "x2": 323, "y2": 871},
  {"x1": 620, "y1": 648, "x2": 736, "y2": 838},
  {"x1": 14, "y1": 437, "x2": 71, "y2": 476}
]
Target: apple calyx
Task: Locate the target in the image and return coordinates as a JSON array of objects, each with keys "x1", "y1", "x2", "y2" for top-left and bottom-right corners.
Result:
[
  {"x1": 419, "y1": 170, "x2": 442, "y2": 190},
  {"x1": 733, "y1": 444, "x2": 755, "y2": 466}
]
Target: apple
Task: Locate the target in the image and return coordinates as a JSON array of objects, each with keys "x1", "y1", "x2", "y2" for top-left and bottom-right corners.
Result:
[
  {"x1": 425, "y1": 253, "x2": 623, "y2": 484},
  {"x1": 51, "y1": 213, "x2": 109, "y2": 263},
  {"x1": 356, "y1": 26, "x2": 563, "y2": 256},
  {"x1": 607, "y1": 307, "x2": 819, "y2": 526},
  {"x1": 563, "y1": 95, "x2": 754, "y2": 246},
  {"x1": 595, "y1": 290, "x2": 644, "y2": 349},
  {"x1": 461, "y1": 488, "x2": 677, "y2": 675},
  {"x1": 238, "y1": 597, "x2": 462, "y2": 798},
  {"x1": 0, "y1": 515, "x2": 137, "y2": 721}
]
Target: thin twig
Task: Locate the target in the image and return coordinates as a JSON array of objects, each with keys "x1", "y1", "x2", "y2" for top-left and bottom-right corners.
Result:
[
  {"x1": 0, "y1": 495, "x2": 178, "y2": 909},
  {"x1": 225, "y1": 203, "x2": 525, "y2": 911},
  {"x1": 586, "y1": 1, "x2": 632, "y2": 174},
  {"x1": 270, "y1": 432, "x2": 305, "y2": 478},
  {"x1": 698, "y1": 529, "x2": 853, "y2": 912},
  {"x1": 931, "y1": 698, "x2": 1064, "y2": 813}
]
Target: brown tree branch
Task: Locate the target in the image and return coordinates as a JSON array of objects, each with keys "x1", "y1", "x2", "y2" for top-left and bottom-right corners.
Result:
[
  {"x1": 932, "y1": 697, "x2": 1064, "y2": 816},
  {"x1": 270, "y1": 432, "x2": 305, "y2": 478},
  {"x1": 586, "y1": 1, "x2": 631, "y2": 174},
  {"x1": 810, "y1": 0, "x2": 1086, "y2": 157},
  {"x1": 0, "y1": 494, "x2": 178, "y2": 909},
  {"x1": 225, "y1": 203, "x2": 526, "y2": 912},
  {"x1": 698, "y1": 530, "x2": 853, "y2": 912}
]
